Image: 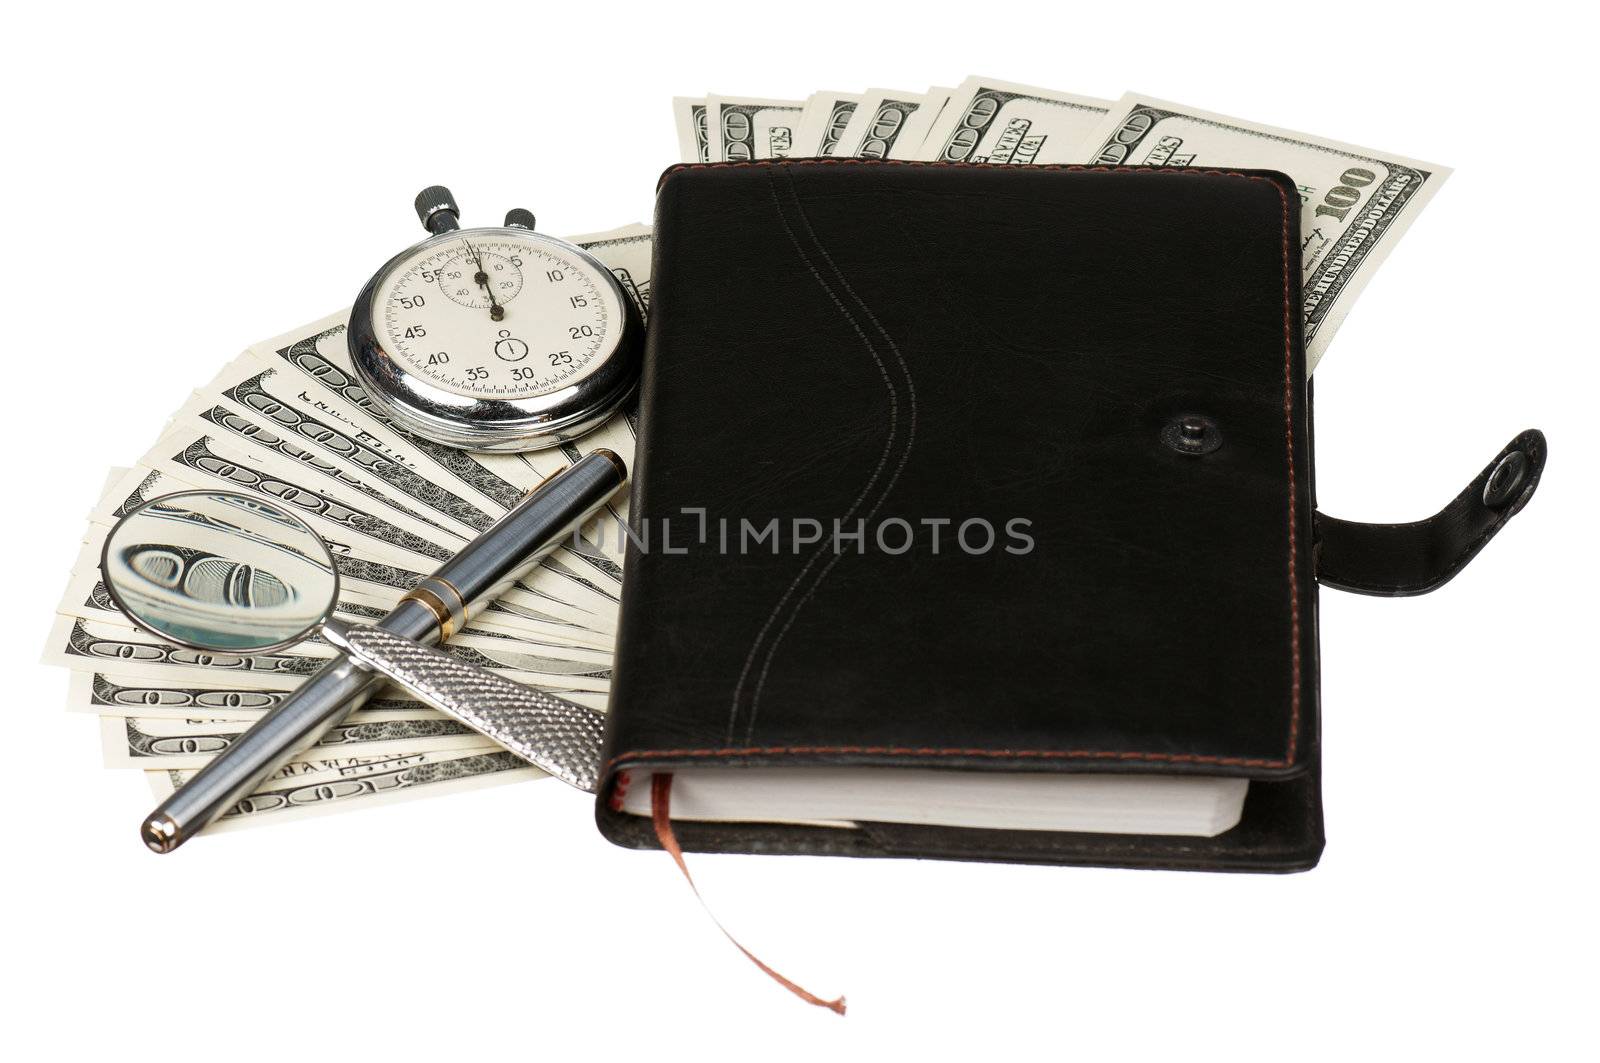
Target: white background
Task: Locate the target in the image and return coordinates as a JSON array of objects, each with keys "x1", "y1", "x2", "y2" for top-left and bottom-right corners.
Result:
[{"x1": 3, "y1": 2, "x2": 1595, "y2": 1057}]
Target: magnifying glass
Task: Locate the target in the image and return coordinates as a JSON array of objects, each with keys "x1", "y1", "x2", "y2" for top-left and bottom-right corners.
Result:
[
  {"x1": 102, "y1": 454, "x2": 623, "y2": 853},
  {"x1": 102, "y1": 489, "x2": 341, "y2": 654}
]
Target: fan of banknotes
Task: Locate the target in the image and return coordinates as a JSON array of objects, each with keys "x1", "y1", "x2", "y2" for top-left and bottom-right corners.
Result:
[
  {"x1": 47, "y1": 74, "x2": 1446, "y2": 837},
  {"x1": 45, "y1": 226, "x2": 654, "y2": 834},
  {"x1": 676, "y1": 76, "x2": 1449, "y2": 369}
]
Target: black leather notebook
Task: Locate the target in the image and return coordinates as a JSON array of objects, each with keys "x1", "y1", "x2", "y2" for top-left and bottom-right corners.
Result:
[{"x1": 596, "y1": 160, "x2": 1543, "y2": 872}]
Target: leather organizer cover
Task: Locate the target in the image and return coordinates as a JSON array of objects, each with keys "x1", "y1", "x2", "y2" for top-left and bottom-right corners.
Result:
[{"x1": 596, "y1": 160, "x2": 1545, "y2": 872}]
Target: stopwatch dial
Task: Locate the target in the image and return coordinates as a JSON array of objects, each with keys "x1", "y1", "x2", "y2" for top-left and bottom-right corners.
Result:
[
  {"x1": 374, "y1": 233, "x2": 621, "y2": 401},
  {"x1": 436, "y1": 247, "x2": 525, "y2": 309}
]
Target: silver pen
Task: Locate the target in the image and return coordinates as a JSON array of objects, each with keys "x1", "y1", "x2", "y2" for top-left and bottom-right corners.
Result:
[{"x1": 139, "y1": 450, "x2": 626, "y2": 853}]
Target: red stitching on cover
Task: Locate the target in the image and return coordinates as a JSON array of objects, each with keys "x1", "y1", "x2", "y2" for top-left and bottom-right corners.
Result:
[
  {"x1": 632, "y1": 159, "x2": 1304, "y2": 773},
  {"x1": 1274, "y1": 170, "x2": 1303, "y2": 762},
  {"x1": 659, "y1": 157, "x2": 1291, "y2": 189},
  {"x1": 607, "y1": 744, "x2": 1284, "y2": 773},
  {"x1": 608, "y1": 769, "x2": 632, "y2": 812}
]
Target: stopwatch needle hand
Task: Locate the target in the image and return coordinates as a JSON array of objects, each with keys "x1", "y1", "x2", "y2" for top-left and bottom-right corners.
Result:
[
  {"x1": 463, "y1": 240, "x2": 504, "y2": 321},
  {"x1": 463, "y1": 240, "x2": 487, "y2": 283}
]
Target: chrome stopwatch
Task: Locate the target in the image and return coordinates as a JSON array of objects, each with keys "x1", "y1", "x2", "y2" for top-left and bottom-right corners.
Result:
[{"x1": 349, "y1": 186, "x2": 643, "y2": 452}]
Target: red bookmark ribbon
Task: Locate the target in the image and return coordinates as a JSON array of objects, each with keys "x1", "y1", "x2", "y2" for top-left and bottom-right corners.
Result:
[{"x1": 650, "y1": 772, "x2": 847, "y2": 1016}]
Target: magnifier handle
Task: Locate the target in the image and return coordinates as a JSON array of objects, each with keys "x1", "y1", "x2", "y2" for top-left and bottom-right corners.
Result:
[
  {"x1": 326, "y1": 623, "x2": 604, "y2": 793},
  {"x1": 139, "y1": 451, "x2": 627, "y2": 853}
]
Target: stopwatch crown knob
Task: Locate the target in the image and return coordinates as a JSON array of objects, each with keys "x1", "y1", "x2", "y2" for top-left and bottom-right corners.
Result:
[
  {"x1": 415, "y1": 186, "x2": 461, "y2": 235},
  {"x1": 504, "y1": 208, "x2": 537, "y2": 230}
]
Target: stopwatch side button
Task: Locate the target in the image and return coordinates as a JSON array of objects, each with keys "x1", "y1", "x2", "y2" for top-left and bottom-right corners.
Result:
[
  {"x1": 505, "y1": 208, "x2": 537, "y2": 230},
  {"x1": 415, "y1": 185, "x2": 461, "y2": 235}
]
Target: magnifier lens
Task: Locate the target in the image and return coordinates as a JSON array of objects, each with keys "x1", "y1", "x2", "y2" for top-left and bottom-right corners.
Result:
[{"x1": 101, "y1": 490, "x2": 338, "y2": 653}]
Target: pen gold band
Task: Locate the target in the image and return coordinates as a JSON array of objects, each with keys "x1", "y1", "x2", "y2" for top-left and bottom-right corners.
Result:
[
  {"x1": 430, "y1": 575, "x2": 467, "y2": 616},
  {"x1": 401, "y1": 584, "x2": 459, "y2": 640}
]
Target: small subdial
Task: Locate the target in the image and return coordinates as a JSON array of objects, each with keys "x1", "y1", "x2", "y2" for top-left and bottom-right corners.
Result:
[{"x1": 437, "y1": 249, "x2": 524, "y2": 310}]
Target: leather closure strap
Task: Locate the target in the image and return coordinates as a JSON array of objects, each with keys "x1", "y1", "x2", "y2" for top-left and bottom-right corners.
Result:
[{"x1": 1314, "y1": 429, "x2": 1546, "y2": 597}]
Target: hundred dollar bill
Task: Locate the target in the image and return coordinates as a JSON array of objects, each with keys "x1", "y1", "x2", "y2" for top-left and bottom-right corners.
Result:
[
  {"x1": 90, "y1": 464, "x2": 578, "y2": 638},
  {"x1": 101, "y1": 714, "x2": 494, "y2": 770},
  {"x1": 166, "y1": 386, "x2": 620, "y2": 613},
  {"x1": 922, "y1": 86, "x2": 956, "y2": 129},
  {"x1": 212, "y1": 749, "x2": 514, "y2": 793},
  {"x1": 138, "y1": 426, "x2": 454, "y2": 566},
  {"x1": 245, "y1": 752, "x2": 439, "y2": 787},
  {"x1": 832, "y1": 88, "x2": 947, "y2": 160},
  {"x1": 247, "y1": 315, "x2": 544, "y2": 508},
  {"x1": 186, "y1": 361, "x2": 490, "y2": 541},
  {"x1": 208, "y1": 341, "x2": 628, "y2": 607},
  {"x1": 59, "y1": 539, "x2": 611, "y2": 667},
  {"x1": 146, "y1": 749, "x2": 540, "y2": 833},
  {"x1": 89, "y1": 465, "x2": 612, "y2": 645},
  {"x1": 188, "y1": 353, "x2": 625, "y2": 586},
  {"x1": 674, "y1": 97, "x2": 710, "y2": 163},
  {"x1": 918, "y1": 76, "x2": 1112, "y2": 164},
  {"x1": 172, "y1": 388, "x2": 488, "y2": 546},
  {"x1": 146, "y1": 750, "x2": 476, "y2": 791},
  {"x1": 704, "y1": 95, "x2": 806, "y2": 161},
  {"x1": 123, "y1": 429, "x2": 617, "y2": 630},
  {"x1": 44, "y1": 615, "x2": 613, "y2": 704},
  {"x1": 67, "y1": 671, "x2": 458, "y2": 722},
  {"x1": 571, "y1": 223, "x2": 654, "y2": 318},
  {"x1": 59, "y1": 571, "x2": 613, "y2": 681},
  {"x1": 793, "y1": 91, "x2": 864, "y2": 157},
  {"x1": 1076, "y1": 92, "x2": 1449, "y2": 368}
]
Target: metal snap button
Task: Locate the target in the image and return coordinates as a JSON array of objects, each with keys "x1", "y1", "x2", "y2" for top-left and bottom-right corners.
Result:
[
  {"x1": 1482, "y1": 450, "x2": 1529, "y2": 508},
  {"x1": 1161, "y1": 414, "x2": 1221, "y2": 455}
]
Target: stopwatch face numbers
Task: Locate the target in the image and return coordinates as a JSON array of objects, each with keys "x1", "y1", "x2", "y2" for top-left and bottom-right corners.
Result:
[
  {"x1": 374, "y1": 234, "x2": 620, "y2": 400},
  {"x1": 350, "y1": 207, "x2": 643, "y2": 452},
  {"x1": 435, "y1": 249, "x2": 525, "y2": 309}
]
